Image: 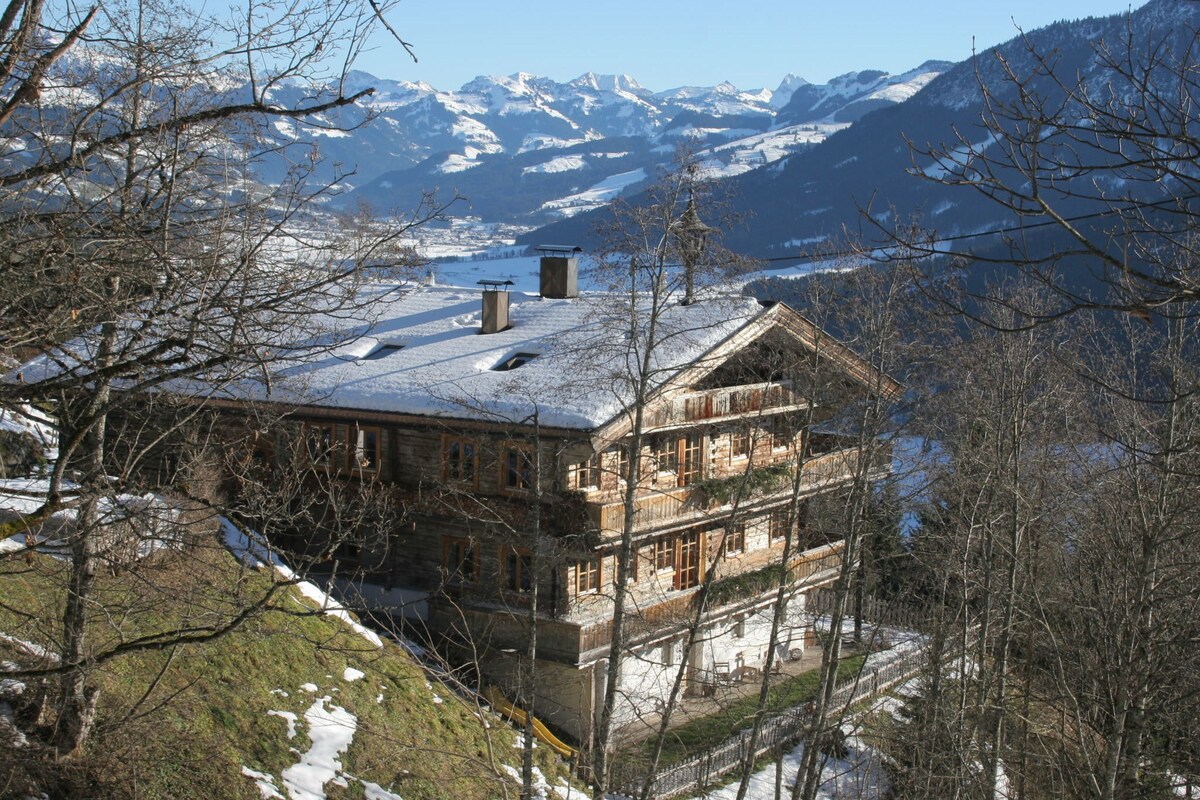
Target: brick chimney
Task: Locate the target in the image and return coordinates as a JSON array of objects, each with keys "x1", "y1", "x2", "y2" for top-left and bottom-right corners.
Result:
[
  {"x1": 537, "y1": 245, "x2": 581, "y2": 299},
  {"x1": 478, "y1": 279, "x2": 512, "y2": 334}
]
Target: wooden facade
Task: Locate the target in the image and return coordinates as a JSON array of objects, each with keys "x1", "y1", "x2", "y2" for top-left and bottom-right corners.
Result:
[
  {"x1": 221, "y1": 290, "x2": 904, "y2": 746},
  {"x1": 271, "y1": 362, "x2": 891, "y2": 743}
]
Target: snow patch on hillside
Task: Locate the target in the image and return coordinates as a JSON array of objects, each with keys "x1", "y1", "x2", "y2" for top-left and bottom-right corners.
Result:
[
  {"x1": 438, "y1": 148, "x2": 485, "y2": 173},
  {"x1": 220, "y1": 519, "x2": 384, "y2": 648},
  {"x1": 280, "y1": 696, "x2": 357, "y2": 800},
  {"x1": 522, "y1": 155, "x2": 586, "y2": 175},
  {"x1": 539, "y1": 168, "x2": 647, "y2": 217}
]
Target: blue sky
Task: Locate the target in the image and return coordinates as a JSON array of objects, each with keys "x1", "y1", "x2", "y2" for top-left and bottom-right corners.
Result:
[{"x1": 357, "y1": 1, "x2": 1139, "y2": 91}]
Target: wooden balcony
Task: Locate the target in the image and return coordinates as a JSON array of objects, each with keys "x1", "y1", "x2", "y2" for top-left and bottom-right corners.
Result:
[
  {"x1": 436, "y1": 541, "x2": 847, "y2": 666},
  {"x1": 574, "y1": 541, "x2": 846, "y2": 660},
  {"x1": 585, "y1": 448, "x2": 865, "y2": 539},
  {"x1": 647, "y1": 380, "x2": 806, "y2": 430}
]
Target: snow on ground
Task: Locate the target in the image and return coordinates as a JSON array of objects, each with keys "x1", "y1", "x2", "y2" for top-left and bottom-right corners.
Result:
[
  {"x1": 220, "y1": 519, "x2": 384, "y2": 648},
  {"x1": 921, "y1": 133, "x2": 998, "y2": 180},
  {"x1": 540, "y1": 168, "x2": 647, "y2": 217},
  {"x1": 814, "y1": 617, "x2": 924, "y2": 663},
  {"x1": 692, "y1": 733, "x2": 887, "y2": 800},
  {"x1": 0, "y1": 404, "x2": 57, "y2": 461},
  {"x1": 522, "y1": 155, "x2": 587, "y2": 175},
  {"x1": 686, "y1": 620, "x2": 943, "y2": 799},
  {"x1": 433, "y1": 255, "x2": 542, "y2": 293},
  {"x1": 361, "y1": 781, "x2": 405, "y2": 799},
  {"x1": 268, "y1": 710, "x2": 298, "y2": 739},
  {"x1": 437, "y1": 146, "x2": 486, "y2": 174},
  {"x1": 0, "y1": 631, "x2": 60, "y2": 663},
  {"x1": 246, "y1": 679, "x2": 421, "y2": 800},
  {"x1": 0, "y1": 702, "x2": 28, "y2": 747},
  {"x1": 0, "y1": 481, "x2": 186, "y2": 561},
  {"x1": 699, "y1": 122, "x2": 850, "y2": 179},
  {"x1": 343, "y1": 667, "x2": 365, "y2": 682},
  {"x1": 242, "y1": 765, "x2": 285, "y2": 799},
  {"x1": 280, "y1": 696, "x2": 358, "y2": 800},
  {"x1": 500, "y1": 763, "x2": 574, "y2": 800},
  {"x1": 1169, "y1": 772, "x2": 1200, "y2": 798}
]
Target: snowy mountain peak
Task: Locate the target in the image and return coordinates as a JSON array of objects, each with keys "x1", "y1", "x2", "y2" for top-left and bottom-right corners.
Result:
[
  {"x1": 570, "y1": 72, "x2": 646, "y2": 94},
  {"x1": 771, "y1": 74, "x2": 810, "y2": 108}
]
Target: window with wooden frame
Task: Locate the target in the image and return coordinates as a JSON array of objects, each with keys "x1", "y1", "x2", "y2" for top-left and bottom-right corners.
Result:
[
  {"x1": 503, "y1": 547, "x2": 533, "y2": 593},
  {"x1": 442, "y1": 436, "x2": 479, "y2": 486},
  {"x1": 674, "y1": 530, "x2": 702, "y2": 590},
  {"x1": 770, "y1": 415, "x2": 793, "y2": 450},
  {"x1": 723, "y1": 524, "x2": 746, "y2": 557},
  {"x1": 576, "y1": 557, "x2": 601, "y2": 594},
  {"x1": 654, "y1": 433, "x2": 706, "y2": 487},
  {"x1": 304, "y1": 422, "x2": 338, "y2": 466},
  {"x1": 611, "y1": 444, "x2": 630, "y2": 486},
  {"x1": 653, "y1": 536, "x2": 675, "y2": 572},
  {"x1": 570, "y1": 452, "x2": 601, "y2": 491},
  {"x1": 352, "y1": 425, "x2": 381, "y2": 472},
  {"x1": 806, "y1": 432, "x2": 837, "y2": 456},
  {"x1": 679, "y1": 432, "x2": 704, "y2": 486},
  {"x1": 654, "y1": 436, "x2": 678, "y2": 476},
  {"x1": 501, "y1": 445, "x2": 534, "y2": 492},
  {"x1": 729, "y1": 425, "x2": 751, "y2": 461},
  {"x1": 443, "y1": 536, "x2": 479, "y2": 583},
  {"x1": 768, "y1": 508, "x2": 790, "y2": 543}
]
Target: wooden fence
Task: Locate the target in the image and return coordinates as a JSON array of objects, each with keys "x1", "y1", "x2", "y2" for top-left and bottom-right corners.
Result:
[
  {"x1": 811, "y1": 589, "x2": 932, "y2": 634},
  {"x1": 608, "y1": 621, "x2": 978, "y2": 800}
]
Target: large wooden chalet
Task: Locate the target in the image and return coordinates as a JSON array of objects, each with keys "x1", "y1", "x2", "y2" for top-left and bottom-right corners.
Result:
[{"x1": 221, "y1": 252, "x2": 900, "y2": 745}]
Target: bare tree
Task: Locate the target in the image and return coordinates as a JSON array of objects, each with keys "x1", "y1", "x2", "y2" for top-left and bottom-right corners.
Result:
[
  {"x1": 1032, "y1": 312, "x2": 1200, "y2": 799},
  {"x1": 785, "y1": 262, "x2": 909, "y2": 800},
  {"x1": 0, "y1": 0, "x2": 445, "y2": 765},
  {"x1": 881, "y1": 278, "x2": 1200, "y2": 799},
  {"x1": 584, "y1": 152, "x2": 753, "y2": 798},
  {"x1": 895, "y1": 8, "x2": 1200, "y2": 322},
  {"x1": 871, "y1": 13, "x2": 1200, "y2": 795}
]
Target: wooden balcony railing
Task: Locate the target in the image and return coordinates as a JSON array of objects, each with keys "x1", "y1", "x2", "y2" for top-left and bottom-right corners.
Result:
[
  {"x1": 437, "y1": 540, "x2": 848, "y2": 665},
  {"x1": 574, "y1": 541, "x2": 846, "y2": 659},
  {"x1": 648, "y1": 380, "x2": 806, "y2": 429},
  {"x1": 585, "y1": 448, "x2": 866, "y2": 538}
]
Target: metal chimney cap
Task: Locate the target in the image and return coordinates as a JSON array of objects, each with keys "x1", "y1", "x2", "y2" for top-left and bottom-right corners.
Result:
[{"x1": 535, "y1": 245, "x2": 582, "y2": 256}]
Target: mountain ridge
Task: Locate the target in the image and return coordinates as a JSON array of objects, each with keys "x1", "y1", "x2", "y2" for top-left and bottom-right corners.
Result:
[{"x1": 523, "y1": 0, "x2": 1196, "y2": 259}]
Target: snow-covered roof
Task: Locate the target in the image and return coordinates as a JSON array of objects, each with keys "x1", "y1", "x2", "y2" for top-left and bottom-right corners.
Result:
[{"x1": 241, "y1": 282, "x2": 766, "y2": 430}]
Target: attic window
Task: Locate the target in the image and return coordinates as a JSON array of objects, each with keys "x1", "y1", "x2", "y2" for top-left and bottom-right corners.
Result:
[
  {"x1": 492, "y1": 351, "x2": 538, "y2": 371},
  {"x1": 363, "y1": 344, "x2": 404, "y2": 360}
]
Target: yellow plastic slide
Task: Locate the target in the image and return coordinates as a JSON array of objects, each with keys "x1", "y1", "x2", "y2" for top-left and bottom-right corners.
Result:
[{"x1": 483, "y1": 686, "x2": 577, "y2": 759}]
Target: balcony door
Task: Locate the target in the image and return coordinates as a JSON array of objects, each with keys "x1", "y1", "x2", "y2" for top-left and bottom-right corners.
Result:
[{"x1": 674, "y1": 530, "x2": 703, "y2": 590}]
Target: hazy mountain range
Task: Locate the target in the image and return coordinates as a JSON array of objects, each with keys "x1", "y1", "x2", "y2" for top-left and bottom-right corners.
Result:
[
  {"x1": 301, "y1": 62, "x2": 949, "y2": 224},
  {"x1": 28, "y1": 0, "x2": 1190, "y2": 266},
  {"x1": 530, "y1": 0, "x2": 1196, "y2": 259}
]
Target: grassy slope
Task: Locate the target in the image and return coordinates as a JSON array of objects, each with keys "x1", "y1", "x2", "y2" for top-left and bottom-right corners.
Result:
[{"x1": 0, "y1": 540, "x2": 574, "y2": 799}]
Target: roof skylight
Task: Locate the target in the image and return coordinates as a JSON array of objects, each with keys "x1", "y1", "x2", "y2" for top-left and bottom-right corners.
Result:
[
  {"x1": 492, "y1": 351, "x2": 539, "y2": 371},
  {"x1": 363, "y1": 343, "x2": 405, "y2": 360}
]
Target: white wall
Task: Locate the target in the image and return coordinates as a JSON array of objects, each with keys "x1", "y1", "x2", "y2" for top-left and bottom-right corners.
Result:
[{"x1": 603, "y1": 592, "x2": 811, "y2": 731}]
